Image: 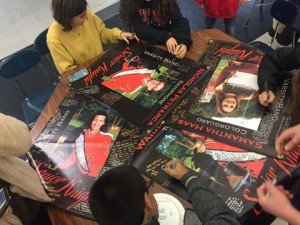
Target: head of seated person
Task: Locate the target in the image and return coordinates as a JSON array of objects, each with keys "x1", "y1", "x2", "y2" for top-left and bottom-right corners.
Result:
[
  {"x1": 89, "y1": 165, "x2": 159, "y2": 225},
  {"x1": 52, "y1": 0, "x2": 88, "y2": 31}
]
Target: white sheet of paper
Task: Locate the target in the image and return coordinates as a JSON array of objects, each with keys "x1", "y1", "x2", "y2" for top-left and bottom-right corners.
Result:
[{"x1": 154, "y1": 193, "x2": 185, "y2": 225}]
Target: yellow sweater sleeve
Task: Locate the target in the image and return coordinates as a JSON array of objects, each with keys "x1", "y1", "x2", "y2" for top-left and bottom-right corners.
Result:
[
  {"x1": 90, "y1": 10, "x2": 122, "y2": 44},
  {"x1": 47, "y1": 40, "x2": 77, "y2": 74}
]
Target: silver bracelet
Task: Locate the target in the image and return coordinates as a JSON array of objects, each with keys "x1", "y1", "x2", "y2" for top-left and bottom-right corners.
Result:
[{"x1": 184, "y1": 175, "x2": 198, "y2": 188}]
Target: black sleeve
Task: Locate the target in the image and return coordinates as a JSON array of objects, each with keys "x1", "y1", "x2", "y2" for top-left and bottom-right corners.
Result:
[
  {"x1": 132, "y1": 12, "x2": 171, "y2": 44},
  {"x1": 169, "y1": 3, "x2": 192, "y2": 49},
  {"x1": 180, "y1": 171, "x2": 241, "y2": 225},
  {"x1": 257, "y1": 45, "x2": 300, "y2": 93}
]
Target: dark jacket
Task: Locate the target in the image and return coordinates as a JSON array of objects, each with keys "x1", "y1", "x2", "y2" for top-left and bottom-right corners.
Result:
[
  {"x1": 145, "y1": 171, "x2": 241, "y2": 225},
  {"x1": 132, "y1": 0, "x2": 192, "y2": 49},
  {"x1": 257, "y1": 45, "x2": 300, "y2": 93}
]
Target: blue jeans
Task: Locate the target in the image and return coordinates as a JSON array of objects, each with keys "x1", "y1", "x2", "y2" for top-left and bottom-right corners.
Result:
[{"x1": 205, "y1": 16, "x2": 235, "y2": 37}]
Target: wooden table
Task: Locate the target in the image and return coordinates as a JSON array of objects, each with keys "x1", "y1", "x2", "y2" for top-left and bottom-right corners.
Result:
[{"x1": 30, "y1": 29, "x2": 239, "y2": 225}]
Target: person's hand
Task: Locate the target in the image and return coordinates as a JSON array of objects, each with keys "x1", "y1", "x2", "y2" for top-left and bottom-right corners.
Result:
[
  {"x1": 164, "y1": 159, "x2": 189, "y2": 180},
  {"x1": 199, "y1": 3, "x2": 206, "y2": 10},
  {"x1": 166, "y1": 37, "x2": 178, "y2": 55},
  {"x1": 258, "y1": 91, "x2": 275, "y2": 106},
  {"x1": 256, "y1": 181, "x2": 295, "y2": 222},
  {"x1": 174, "y1": 44, "x2": 187, "y2": 59},
  {"x1": 120, "y1": 32, "x2": 139, "y2": 44},
  {"x1": 275, "y1": 124, "x2": 300, "y2": 155},
  {"x1": 241, "y1": 0, "x2": 248, "y2": 6}
]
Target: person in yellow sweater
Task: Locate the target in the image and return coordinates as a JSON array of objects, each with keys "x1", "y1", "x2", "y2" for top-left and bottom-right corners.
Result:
[{"x1": 47, "y1": 0, "x2": 139, "y2": 75}]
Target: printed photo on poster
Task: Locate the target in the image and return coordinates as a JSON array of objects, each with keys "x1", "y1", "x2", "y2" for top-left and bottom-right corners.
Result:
[
  {"x1": 101, "y1": 56, "x2": 181, "y2": 108},
  {"x1": 190, "y1": 59, "x2": 263, "y2": 130}
]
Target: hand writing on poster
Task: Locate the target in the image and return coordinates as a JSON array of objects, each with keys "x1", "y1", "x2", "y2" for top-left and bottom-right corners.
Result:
[
  {"x1": 174, "y1": 44, "x2": 187, "y2": 59},
  {"x1": 275, "y1": 124, "x2": 300, "y2": 155},
  {"x1": 164, "y1": 159, "x2": 189, "y2": 180},
  {"x1": 166, "y1": 37, "x2": 178, "y2": 55},
  {"x1": 258, "y1": 91, "x2": 276, "y2": 107},
  {"x1": 256, "y1": 181, "x2": 297, "y2": 224}
]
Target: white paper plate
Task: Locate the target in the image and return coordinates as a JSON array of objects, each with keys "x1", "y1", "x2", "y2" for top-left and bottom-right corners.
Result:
[{"x1": 154, "y1": 193, "x2": 185, "y2": 225}]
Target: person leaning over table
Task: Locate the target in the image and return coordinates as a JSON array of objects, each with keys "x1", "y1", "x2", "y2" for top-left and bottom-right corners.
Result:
[
  {"x1": 89, "y1": 160, "x2": 241, "y2": 225},
  {"x1": 0, "y1": 113, "x2": 53, "y2": 225},
  {"x1": 256, "y1": 45, "x2": 300, "y2": 224},
  {"x1": 119, "y1": 0, "x2": 192, "y2": 59},
  {"x1": 257, "y1": 44, "x2": 300, "y2": 153},
  {"x1": 47, "y1": 0, "x2": 139, "y2": 75},
  {"x1": 257, "y1": 44, "x2": 300, "y2": 112}
]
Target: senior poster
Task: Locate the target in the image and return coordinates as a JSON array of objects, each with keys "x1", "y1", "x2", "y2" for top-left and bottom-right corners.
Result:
[
  {"x1": 28, "y1": 90, "x2": 141, "y2": 219},
  {"x1": 132, "y1": 126, "x2": 300, "y2": 225},
  {"x1": 167, "y1": 40, "x2": 294, "y2": 158},
  {"x1": 70, "y1": 41, "x2": 208, "y2": 132}
]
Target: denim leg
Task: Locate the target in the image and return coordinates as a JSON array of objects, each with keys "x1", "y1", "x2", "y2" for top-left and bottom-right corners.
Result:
[
  {"x1": 224, "y1": 17, "x2": 235, "y2": 36},
  {"x1": 205, "y1": 16, "x2": 217, "y2": 29}
]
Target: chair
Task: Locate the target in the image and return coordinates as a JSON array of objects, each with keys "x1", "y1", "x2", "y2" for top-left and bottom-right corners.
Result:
[
  {"x1": 0, "y1": 48, "x2": 56, "y2": 127},
  {"x1": 248, "y1": 41, "x2": 274, "y2": 53},
  {"x1": 270, "y1": 0, "x2": 300, "y2": 47},
  {"x1": 34, "y1": 28, "x2": 61, "y2": 82},
  {"x1": 243, "y1": 0, "x2": 274, "y2": 28}
]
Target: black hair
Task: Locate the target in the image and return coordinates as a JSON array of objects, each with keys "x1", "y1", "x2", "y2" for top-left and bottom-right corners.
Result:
[
  {"x1": 84, "y1": 111, "x2": 109, "y2": 132},
  {"x1": 120, "y1": 0, "x2": 177, "y2": 27},
  {"x1": 89, "y1": 165, "x2": 147, "y2": 225},
  {"x1": 52, "y1": 0, "x2": 88, "y2": 31}
]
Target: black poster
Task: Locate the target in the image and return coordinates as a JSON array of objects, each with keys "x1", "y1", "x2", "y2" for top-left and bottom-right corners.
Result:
[
  {"x1": 132, "y1": 125, "x2": 300, "y2": 225},
  {"x1": 167, "y1": 40, "x2": 294, "y2": 158},
  {"x1": 70, "y1": 41, "x2": 209, "y2": 132},
  {"x1": 28, "y1": 90, "x2": 141, "y2": 219}
]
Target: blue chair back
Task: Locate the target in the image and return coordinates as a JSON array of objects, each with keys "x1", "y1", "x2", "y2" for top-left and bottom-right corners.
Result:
[
  {"x1": 271, "y1": 0, "x2": 300, "y2": 31},
  {"x1": 34, "y1": 28, "x2": 50, "y2": 55},
  {"x1": 248, "y1": 41, "x2": 274, "y2": 54},
  {"x1": 0, "y1": 49, "x2": 41, "y2": 79}
]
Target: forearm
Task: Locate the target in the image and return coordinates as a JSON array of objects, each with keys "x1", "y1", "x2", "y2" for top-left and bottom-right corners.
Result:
[
  {"x1": 181, "y1": 171, "x2": 240, "y2": 225},
  {"x1": 281, "y1": 205, "x2": 300, "y2": 225},
  {"x1": 169, "y1": 5, "x2": 192, "y2": 49},
  {"x1": 170, "y1": 18, "x2": 192, "y2": 49},
  {"x1": 48, "y1": 42, "x2": 77, "y2": 74},
  {"x1": 258, "y1": 46, "x2": 300, "y2": 92},
  {"x1": 93, "y1": 14, "x2": 122, "y2": 44}
]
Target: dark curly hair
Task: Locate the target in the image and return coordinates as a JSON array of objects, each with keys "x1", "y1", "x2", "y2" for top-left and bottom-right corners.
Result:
[{"x1": 119, "y1": 0, "x2": 177, "y2": 27}]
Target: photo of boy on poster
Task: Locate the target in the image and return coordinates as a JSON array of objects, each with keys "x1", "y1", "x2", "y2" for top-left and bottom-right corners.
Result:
[
  {"x1": 191, "y1": 60, "x2": 263, "y2": 130},
  {"x1": 101, "y1": 56, "x2": 180, "y2": 108},
  {"x1": 153, "y1": 127, "x2": 266, "y2": 193}
]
